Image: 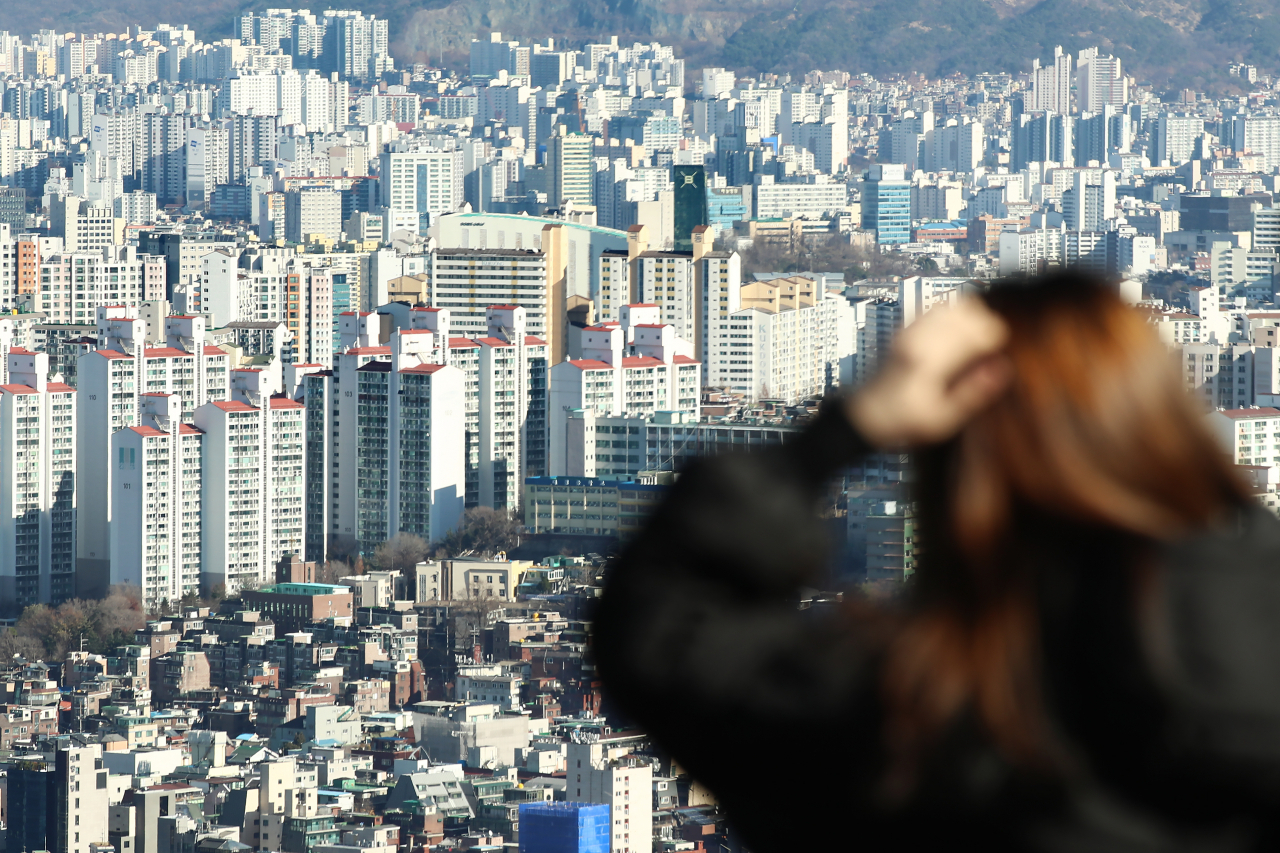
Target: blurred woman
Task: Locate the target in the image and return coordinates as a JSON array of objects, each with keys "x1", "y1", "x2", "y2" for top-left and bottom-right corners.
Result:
[{"x1": 595, "y1": 271, "x2": 1278, "y2": 852}]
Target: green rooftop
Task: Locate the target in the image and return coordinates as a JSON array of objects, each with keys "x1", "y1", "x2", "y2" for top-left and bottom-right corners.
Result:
[{"x1": 257, "y1": 583, "x2": 352, "y2": 595}]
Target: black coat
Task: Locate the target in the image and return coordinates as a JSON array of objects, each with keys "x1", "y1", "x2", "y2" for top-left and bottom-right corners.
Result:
[{"x1": 594, "y1": 402, "x2": 1280, "y2": 852}]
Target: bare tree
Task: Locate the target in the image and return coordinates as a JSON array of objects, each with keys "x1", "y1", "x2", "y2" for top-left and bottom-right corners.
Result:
[
  {"x1": 373, "y1": 532, "x2": 431, "y2": 596},
  {"x1": 434, "y1": 507, "x2": 522, "y2": 559},
  {"x1": 375, "y1": 532, "x2": 431, "y2": 573},
  {"x1": 0, "y1": 630, "x2": 46, "y2": 663},
  {"x1": 314, "y1": 559, "x2": 352, "y2": 584},
  {"x1": 731, "y1": 235, "x2": 920, "y2": 281},
  {"x1": 15, "y1": 584, "x2": 146, "y2": 659}
]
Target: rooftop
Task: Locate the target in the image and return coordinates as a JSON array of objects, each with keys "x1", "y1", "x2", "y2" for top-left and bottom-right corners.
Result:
[{"x1": 254, "y1": 583, "x2": 352, "y2": 596}]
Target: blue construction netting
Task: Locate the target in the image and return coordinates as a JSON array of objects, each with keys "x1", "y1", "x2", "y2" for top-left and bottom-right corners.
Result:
[{"x1": 518, "y1": 802, "x2": 611, "y2": 853}]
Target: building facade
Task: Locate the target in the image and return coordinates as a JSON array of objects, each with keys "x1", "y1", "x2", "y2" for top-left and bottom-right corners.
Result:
[{"x1": 0, "y1": 349, "x2": 76, "y2": 616}]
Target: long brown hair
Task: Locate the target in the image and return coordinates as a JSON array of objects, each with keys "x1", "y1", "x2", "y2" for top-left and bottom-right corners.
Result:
[{"x1": 880, "y1": 270, "x2": 1251, "y2": 787}]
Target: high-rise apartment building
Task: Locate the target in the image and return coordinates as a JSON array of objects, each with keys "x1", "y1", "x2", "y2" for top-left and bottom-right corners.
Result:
[
  {"x1": 313, "y1": 314, "x2": 465, "y2": 557},
  {"x1": 328, "y1": 11, "x2": 391, "y2": 82},
  {"x1": 791, "y1": 110, "x2": 849, "y2": 174},
  {"x1": 298, "y1": 365, "x2": 335, "y2": 562},
  {"x1": 1207, "y1": 406, "x2": 1280, "y2": 467},
  {"x1": 302, "y1": 303, "x2": 543, "y2": 559},
  {"x1": 1029, "y1": 45, "x2": 1072, "y2": 114},
  {"x1": 0, "y1": 349, "x2": 76, "y2": 617},
  {"x1": 78, "y1": 310, "x2": 230, "y2": 597},
  {"x1": 469, "y1": 32, "x2": 529, "y2": 82},
  {"x1": 1076, "y1": 106, "x2": 1128, "y2": 165},
  {"x1": 294, "y1": 262, "x2": 336, "y2": 367},
  {"x1": 35, "y1": 245, "x2": 165, "y2": 323},
  {"x1": 925, "y1": 119, "x2": 983, "y2": 172},
  {"x1": 198, "y1": 248, "x2": 335, "y2": 367},
  {"x1": 701, "y1": 67, "x2": 735, "y2": 98},
  {"x1": 48, "y1": 196, "x2": 124, "y2": 255},
  {"x1": 635, "y1": 252, "x2": 696, "y2": 345},
  {"x1": 285, "y1": 186, "x2": 343, "y2": 243},
  {"x1": 473, "y1": 306, "x2": 548, "y2": 510},
  {"x1": 380, "y1": 146, "x2": 463, "y2": 232},
  {"x1": 546, "y1": 127, "x2": 594, "y2": 207},
  {"x1": 696, "y1": 236, "x2": 741, "y2": 369},
  {"x1": 612, "y1": 225, "x2": 740, "y2": 369},
  {"x1": 352, "y1": 349, "x2": 462, "y2": 555},
  {"x1": 708, "y1": 286, "x2": 856, "y2": 404},
  {"x1": 1077, "y1": 48, "x2": 1127, "y2": 113},
  {"x1": 549, "y1": 312, "x2": 700, "y2": 475},
  {"x1": 140, "y1": 112, "x2": 187, "y2": 205},
  {"x1": 1254, "y1": 207, "x2": 1280, "y2": 253},
  {"x1": 1153, "y1": 114, "x2": 1205, "y2": 166},
  {"x1": 596, "y1": 250, "x2": 632, "y2": 322},
  {"x1": 193, "y1": 381, "x2": 305, "y2": 595},
  {"x1": 1233, "y1": 114, "x2": 1280, "y2": 172},
  {"x1": 185, "y1": 124, "x2": 230, "y2": 209},
  {"x1": 89, "y1": 110, "x2": 139, "y2": 180},
  {"x1": 228, "y1": 114, "x2": 279, "y2": 182},
  {"x1": 1185, "y1": 343, "x2": 1256, "y2": 411},
  {"x1": 1061, "y1": 169, "x2": 1117, "y2": 231},
  {"x1": 235, "y1": 9, "x2": 294, "y2": 51},
  {"x1": 110, "y1": 392, "x2": 203, "y2": 610},
  {"x1": 0, "y1": 224, "x2": 36, "y2": 311},
  {"x1": 883, "y1": 109, "x2": 933, "y2": 170},
  {"x1": 428, "y1": 248, "x2": 549, "y2": 339}
]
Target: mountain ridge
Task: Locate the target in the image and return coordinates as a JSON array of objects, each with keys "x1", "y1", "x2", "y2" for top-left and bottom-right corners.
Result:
[{"x1": 0, "y1": 0, "x2": 1270, "y2": 90}]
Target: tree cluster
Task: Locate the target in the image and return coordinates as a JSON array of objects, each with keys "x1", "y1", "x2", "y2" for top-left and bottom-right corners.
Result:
[
  {"x1": 432, "y1": 507, "x2": 523, "y2": 559},
  {"x1": 733, "y1": 237, "x2": 920, "y2": 282},
  {"x1": 0, "y1": 586, "x2": 147, "y2": 662}
]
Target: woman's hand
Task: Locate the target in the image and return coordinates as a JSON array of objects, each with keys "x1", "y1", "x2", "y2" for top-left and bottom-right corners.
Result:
[{"x1": 847, "y1": 298, "x2": 1011, "y2": 450}]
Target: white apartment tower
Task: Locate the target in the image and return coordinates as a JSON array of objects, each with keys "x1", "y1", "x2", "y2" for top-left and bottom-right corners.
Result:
[
  {"x1": 199, "y1": 248, "x2": 336, "y2": 367},
  {"x1": 1153, "y1": 115, "x2": 1205, "y2": 166},
  {"x1": 1207, "y1": 407, "x2": 1280, "y2": 467},
  {"x1": 596, "y1": 250, "x2": 632, "y2": 322},
  {"x1": 77, "y1": 309, "x2": 230, "y2": 597},
  {"x1": 475, "y1": 305, "x2": 549, "y2": 510},
  {"x1": 110, "y1": 393, "x2": 204, "y2": 610},
  {"x1": 36, "y1": 245, "x2": 167, "y2": 323},
  {"x1": 380, "y1": 145, "x2": 464, "y2": 230},
  {"x1": 697, "y1": 235, "x2": 742, "y2": 368},
  {"x1": 193, "y1": 377, "x2": 305, "y2": 596},
  {"x1": 0, "y1": 349, "x2": 76, "y2": 617},
  {"x1": 353, "y1": 326, "x2": 466, "y2": 555},
  {"x1": 1233, "y1": 115, "x2": 1280, "y2": 172},
  {"x1": 310, "y1": 311, "x2": 466, "y2": 558},
  {"x1": 709, "y1": 290, "x2": 856, "y2": 404},
  {"x1": 548, "y1": 308, "x2": 700, "y2": 475},
  {"x1": 626, "y1": 225, "x2": 741, "y2": 367},
  {"x1": 1029, "y1": 46, "x2": 1072, "y2": 114},
  {"x1": 304, "y1": 302, "x2": 543, "y2": 558},
  {"x1": 1077, "y1": 47, "x2": 1127, "y2": 113}
]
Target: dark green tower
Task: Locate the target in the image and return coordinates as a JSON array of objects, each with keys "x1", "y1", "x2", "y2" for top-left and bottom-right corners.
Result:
[{"x1": 672, "y1": 165, "x2": 708, "y2": 253}]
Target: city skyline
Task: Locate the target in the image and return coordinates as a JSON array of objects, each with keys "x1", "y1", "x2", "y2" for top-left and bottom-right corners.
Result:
[{"x1": 0, "y1": 9, "x2": 1279, "y2": 853}]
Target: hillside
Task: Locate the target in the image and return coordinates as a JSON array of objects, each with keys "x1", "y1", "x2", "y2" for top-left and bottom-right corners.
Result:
[{"x1": 0, "y1": 0, "x2": 1272, "y2": 90}]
